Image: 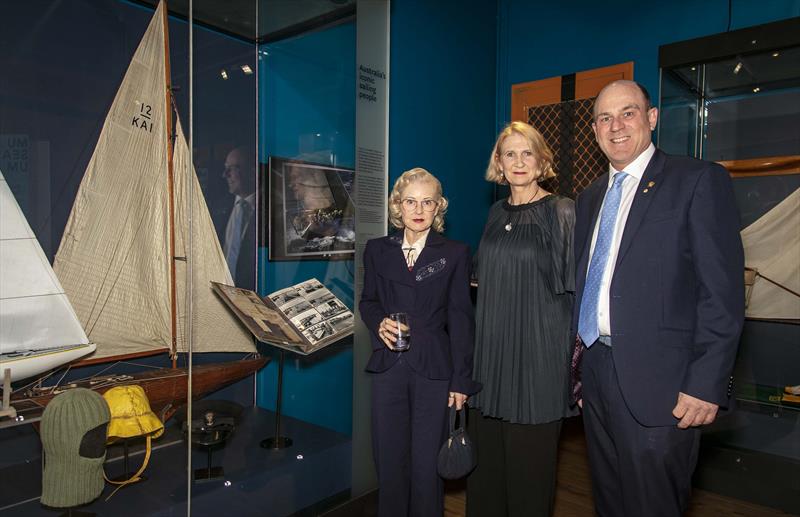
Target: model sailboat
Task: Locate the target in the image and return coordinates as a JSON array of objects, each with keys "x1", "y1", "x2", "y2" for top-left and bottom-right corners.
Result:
[
  {"x1": 53, "y1": 0, "x2": 254, "y2": 361},
  {"x1": 5, "y1": 1, "x2": 265, "y2": 422},
  {"x1": 0, "y1": 170, "x2": 96, "y2": 383}
]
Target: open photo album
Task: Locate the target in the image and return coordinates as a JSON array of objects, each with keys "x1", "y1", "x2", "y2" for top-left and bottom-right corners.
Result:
[{"x1": 212, "y1": 279, "x2": 354, "y2": 355}]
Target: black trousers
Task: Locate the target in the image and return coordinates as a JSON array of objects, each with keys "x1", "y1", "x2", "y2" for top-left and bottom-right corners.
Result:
[
  {"x1": 465, "y1": 409, "x2": 562, "y2": 517},
  {"x1": 371, "y1": 358, "x2": 449, "y2": 517},
  {"x1": 582, "y1": 344, "x2": 701, "y2": 517}
]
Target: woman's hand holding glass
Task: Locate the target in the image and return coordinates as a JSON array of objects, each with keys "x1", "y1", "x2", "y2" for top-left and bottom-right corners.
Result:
[
  {"x1": 377, "y1": 317, "x2": 397, "y2": 348},
  {"x1": 377, "y1": 316, "x2": 410, "y2": 351}
]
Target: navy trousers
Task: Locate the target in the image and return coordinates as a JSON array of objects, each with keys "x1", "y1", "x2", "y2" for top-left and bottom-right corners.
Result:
[
  {"x1": 371, "y1": 357, "x2": 449, "y2": 517},
  {"x1": 582, "y1": 344, "x2": 701, "y2": 517}
]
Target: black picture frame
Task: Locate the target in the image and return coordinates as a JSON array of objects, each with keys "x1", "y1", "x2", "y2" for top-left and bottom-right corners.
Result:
[{"x1": 267, "y1": 156, "x2": 355, "y2": 261}]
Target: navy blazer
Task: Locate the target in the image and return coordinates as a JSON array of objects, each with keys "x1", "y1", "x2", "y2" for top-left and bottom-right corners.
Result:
[
  {"x1": 359, "y1": 231, "x2": 481, "y2": 395},
  {"x1": 572, "y1": 150, "x2": 744, "y2": 426}
]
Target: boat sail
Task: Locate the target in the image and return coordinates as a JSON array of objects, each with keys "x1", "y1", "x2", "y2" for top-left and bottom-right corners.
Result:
[
  {"x1": 52, "y1": 0, "x2": 255, "y2": 361},
  {"x1": 0, "y1": 170, "x2": 95, "y2": 382},
  {"x1": 741, "y1": 186, "x2": 800, "y2": 320}
]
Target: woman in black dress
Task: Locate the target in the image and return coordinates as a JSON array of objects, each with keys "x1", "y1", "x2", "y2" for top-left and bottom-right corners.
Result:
[{"x1": 466, "y1": 122, "x2": 576, "y2": 517}]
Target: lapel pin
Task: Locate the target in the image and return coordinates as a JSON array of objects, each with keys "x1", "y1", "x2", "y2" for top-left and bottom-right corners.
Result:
[{"x1": 642, "y1": 181, "x2": 655, "y2": 194}]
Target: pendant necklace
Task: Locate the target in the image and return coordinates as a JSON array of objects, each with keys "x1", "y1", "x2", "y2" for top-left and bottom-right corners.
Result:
[{"x1": 505, "y1": 183, "x2": 541, "y2": 232}]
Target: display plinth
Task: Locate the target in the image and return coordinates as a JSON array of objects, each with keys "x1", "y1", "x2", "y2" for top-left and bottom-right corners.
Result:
[
  {"x1": 110, "y1": 438, "x2": 147, "y2": 486},
  {"x1": 193, "y1": 434, "x2": 229, "y2": 483},
  {"x1": 260, "y1": 350, "x2": 293, "y2": 450}
]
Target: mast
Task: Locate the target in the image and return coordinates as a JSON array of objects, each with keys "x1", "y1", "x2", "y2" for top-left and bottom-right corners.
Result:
[{"x1": 162, "y1": 1, "x2": 179, "y2": 368}]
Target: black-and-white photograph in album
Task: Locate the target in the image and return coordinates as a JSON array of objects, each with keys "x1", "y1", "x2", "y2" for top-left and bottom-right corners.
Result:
[
  {"x1": 306, "y1": 289, "x2": 335, "y2": 307},
  {"x1": 269, "y1": 287, "x2": 302, "y2": 307},
  {"x1": 299, "y1": 279, "x2": 326, "y2": 296},
  {"x1": 282, "y1": 298, "x2": 314, "y2": 319},
  {"x1": 317, "y1": 298, "x2": 348, "y2": 319},
  {"x1": 328, "y1": 312, "x2": 354, "y2": 333},
  {"x1": 268, "y1": 156, "x2": 355, "y2": 260},
  {"x1": 291, "y1": 309, "x2": 323, "y2": 331},
  {"x1": 303, "y1": 321, "x2": 335, "y2": 344}
]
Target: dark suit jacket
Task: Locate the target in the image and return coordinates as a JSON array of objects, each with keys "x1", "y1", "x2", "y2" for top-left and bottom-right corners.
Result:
[
  {"x1": 572, "y1": 149, "x2": 744, "y2": 426},
  {"x1": 359, "y1": 231, "x2": 481, "y2": 395},
  {"x1": 220, "y1": 201, "x2": 256, "y2": 291},
  {"x1": 234, "y1": 209, "x2": 256, "y2": 290}
]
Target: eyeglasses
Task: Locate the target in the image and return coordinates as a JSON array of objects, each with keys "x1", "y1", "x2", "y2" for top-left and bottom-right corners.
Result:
[{"x1": 400, "y1": 197, "x2": 438, "y2": 212}]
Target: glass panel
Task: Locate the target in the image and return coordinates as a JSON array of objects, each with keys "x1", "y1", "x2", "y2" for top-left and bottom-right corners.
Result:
[
  {"x1": 184, "y1": 1, "x2": 261, "y2": 514},
  {"x1": 659, "y1": 66, "x2": 702, "y2": 157},
  {"x1": 181, "y1": 0, "x2": 362, "y2": 514},
  {"x1": 253, "y1": 12, "x2": 359, "y2": 513},
  {"x1": 699, "y1": 46, "x2": 800, "y2": 161}
]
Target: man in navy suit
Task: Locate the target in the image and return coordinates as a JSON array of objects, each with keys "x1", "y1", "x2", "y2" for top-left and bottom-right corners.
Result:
[
  {"x1": 573, "y1": 80, "x2": 744, "y2": 516},
  {"x1": 221, "y1": 146, "x2": 256, "y2": 289}
]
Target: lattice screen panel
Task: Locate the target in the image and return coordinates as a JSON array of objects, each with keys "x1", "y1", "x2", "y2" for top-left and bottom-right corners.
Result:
[{"x1": 528, "y1": 98, "x2": 607, "y2": 197}]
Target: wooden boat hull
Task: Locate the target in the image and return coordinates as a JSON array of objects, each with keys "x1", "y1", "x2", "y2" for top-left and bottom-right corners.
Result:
[{"x1": 9, "y1": 356, "x2": 268, "y2": 424}]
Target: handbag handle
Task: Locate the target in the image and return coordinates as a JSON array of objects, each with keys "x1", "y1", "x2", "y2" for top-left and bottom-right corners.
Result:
[{"x1": 448, "y1": 405, "x2": 466, "y2": 433}]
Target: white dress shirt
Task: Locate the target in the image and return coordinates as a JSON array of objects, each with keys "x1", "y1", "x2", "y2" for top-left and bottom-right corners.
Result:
[
  {"x1": 587, "y1": 143, "x2": 656, "y2": 336},
  {"x1": 402, "y1": 229, "x2": 430, "y2": 269}
]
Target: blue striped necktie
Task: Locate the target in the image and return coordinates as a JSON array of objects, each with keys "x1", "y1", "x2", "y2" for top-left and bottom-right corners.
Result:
[{"x1": 578, "y1": 171, "x2": 628, "y2": 347}]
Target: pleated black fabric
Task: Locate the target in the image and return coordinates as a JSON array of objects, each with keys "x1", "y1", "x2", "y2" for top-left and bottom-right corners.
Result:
[{"x1": 471, "y1": 195, "x2": 578, "y2": 424}]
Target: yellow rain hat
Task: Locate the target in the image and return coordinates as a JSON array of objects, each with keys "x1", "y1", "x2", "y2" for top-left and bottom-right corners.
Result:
[
  {"x1": 102, "y1": 385, "x2": 164, "y2": 499},
  {"x1": 103, "y1": 385, "x2": 164, "y2": 442}
]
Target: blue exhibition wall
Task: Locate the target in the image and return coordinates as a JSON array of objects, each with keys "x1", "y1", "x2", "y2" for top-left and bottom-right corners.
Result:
[
  {"x1": 257, "y1": 22, "x2": 356, "y2": 435},
  {"x1": 496, "y1": 0, "x2": 800, "y2": 128},
  {"x1": 389, "y1": 0, "x2": 499, "y2": 252},
  {"x1": 256, "y1": 0, "x2": 500, "y2": 431}
]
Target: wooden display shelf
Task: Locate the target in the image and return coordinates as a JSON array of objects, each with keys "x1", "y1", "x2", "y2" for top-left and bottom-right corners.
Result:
[{"x1": 718, "y1": 155, "x2": 800, "y2": 177}]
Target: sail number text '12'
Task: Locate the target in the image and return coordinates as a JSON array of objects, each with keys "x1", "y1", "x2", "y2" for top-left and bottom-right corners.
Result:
[{"x1": 132, "y1": 103, "x2": 154, "y2": 133}]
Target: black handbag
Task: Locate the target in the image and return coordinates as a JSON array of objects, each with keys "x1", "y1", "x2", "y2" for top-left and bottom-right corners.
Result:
[{"x1": 437, "y1": 406, "x2": 476, "y2": 480}]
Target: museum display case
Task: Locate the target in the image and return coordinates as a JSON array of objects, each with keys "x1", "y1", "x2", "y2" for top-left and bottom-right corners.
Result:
[
  {"x1": 0, "y1": 1, "x2": 368, "y2": 515},
  {"x1": 659, "y1": 18, "x2": 800, "y2": 513}
]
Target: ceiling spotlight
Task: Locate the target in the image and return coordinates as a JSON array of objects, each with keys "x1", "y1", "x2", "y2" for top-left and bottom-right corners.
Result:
[
  {"x1": 733, "y1": 62, "x2": 742, "y2": 74},
  {"x1": 220, "y1": 69, "x2": 229, "y2": 80},
  {"x1": 772, "y1": 52, "x2": 780, "y2": 57},
  {"x1": 240, "y1": 64, "x2": 253, "y2": 75},
  {"x1": 691, "y1": 66, "x2": 696, "y2": 71},
  {"x1": 753, "y1": 87, "x2": 761, "y2": 93}
]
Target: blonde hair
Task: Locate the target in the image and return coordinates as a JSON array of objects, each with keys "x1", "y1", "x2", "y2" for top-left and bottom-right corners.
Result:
[
  {"x1": 388, "y1": 168, "x2": 449, "y2": 233},
  {"x1": 485, "y1": 121, "x2": 556, "y2": 184}
]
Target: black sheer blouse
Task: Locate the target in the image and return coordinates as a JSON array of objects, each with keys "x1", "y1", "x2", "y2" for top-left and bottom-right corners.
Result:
[{"x1": 471, "y1": 195, "x2": 578, "y2": 424}]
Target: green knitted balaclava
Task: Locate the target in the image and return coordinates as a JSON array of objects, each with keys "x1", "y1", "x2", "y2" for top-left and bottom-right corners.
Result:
[{"x1": 40, "y1": 388, "x2": 110, "y2": 508}]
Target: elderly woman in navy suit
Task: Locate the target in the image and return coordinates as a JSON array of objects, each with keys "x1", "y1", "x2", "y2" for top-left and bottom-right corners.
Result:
[{"x1": 360, "y1": 167, "x2": 480, "y2": 517}]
